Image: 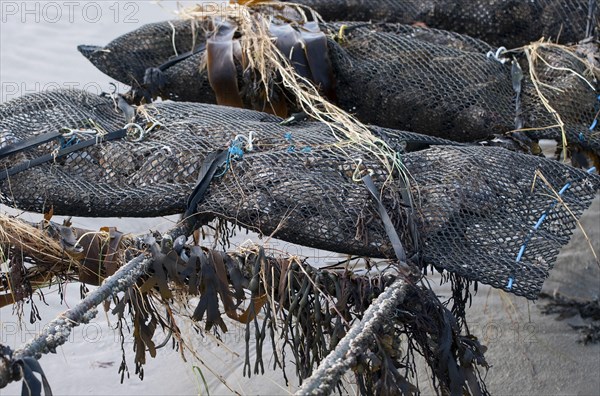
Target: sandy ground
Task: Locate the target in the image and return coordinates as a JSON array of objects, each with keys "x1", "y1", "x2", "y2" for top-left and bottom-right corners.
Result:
[{"x1": 418, "y1": 196, "x2": 600, "y2": 396}]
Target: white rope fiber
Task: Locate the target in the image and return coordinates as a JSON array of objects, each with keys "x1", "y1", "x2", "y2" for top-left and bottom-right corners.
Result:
[{"x1": 296, "y1": 278, "x2": 408, "y2": 395}]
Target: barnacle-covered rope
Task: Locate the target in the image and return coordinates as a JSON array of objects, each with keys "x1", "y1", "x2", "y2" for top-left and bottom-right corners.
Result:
[
  {"x1": 296, "y1": 278, "x2": 408, "y2": 395},
  {"x1": 0, "y1": 254, "x2": 153, "y2": 393},
  {"x1": 0, "y1": 210, "x2": 490, "y2": 395}
]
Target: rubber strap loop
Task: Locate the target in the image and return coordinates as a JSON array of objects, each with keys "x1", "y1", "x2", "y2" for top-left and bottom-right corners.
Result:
[
  {"x1": 0, "y1": 129, "x2": 127, "y2": 182},
  {"x1": 362, "y1": 173, "x2": 409, "y2": 268}
]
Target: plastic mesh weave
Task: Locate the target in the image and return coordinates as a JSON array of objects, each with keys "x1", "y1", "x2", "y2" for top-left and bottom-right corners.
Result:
[
  {"x1": 77, "y1": 19, "x2": 209, "y2": 102},
  {"x1": 78, "y1": 21, "x2": 600, "y2": 155},
  {"x1": 1, "y1": 89, "x2": 599, "y2": 299},
  {"x1": 330, "y1": 23, "x2": 599, "y2": 151},
  {"x1": 290, "y1": 0, "x2": 596, "y2": 48}
]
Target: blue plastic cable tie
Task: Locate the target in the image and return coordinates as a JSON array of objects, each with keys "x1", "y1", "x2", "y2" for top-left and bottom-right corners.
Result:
[
  {"x1": 590, "y1": 119, "x2": 598, "y2": 131},
  {"x1": 287, "y1": 145, "x2": 296, "y2": 153},
  {"x1": 284, "y1": 132, "x2": 293, "y2": 141},
  {"x1": 533, "y1": 213, "x2": 548, "y2": 230},
  {"x1": 579, "y1": 132, "x2": 586, "y2": 142},
  {"x1": 300, "y1": 146, "x2": 312, "y2": 153},
  {"x1": 509, "y1": 166, "x2": 596, "y2": 291},
  {"x1": 516, "y1": 245, "x2": 526, "y2": 263},
  {"x1": 214, "y1": 154, "x2": 231, "y2": 178},
  {"x1": 215, "y1": 140, "x2": 247, "y2": 178},
  {"x1": 558, "y1": 182, "x2": 572, "y2": 195}
]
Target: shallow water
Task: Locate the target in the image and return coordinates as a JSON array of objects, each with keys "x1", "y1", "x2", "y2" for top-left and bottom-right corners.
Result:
[{"x1": 1, "y1": 1, "x2": 181, "y2": 102}]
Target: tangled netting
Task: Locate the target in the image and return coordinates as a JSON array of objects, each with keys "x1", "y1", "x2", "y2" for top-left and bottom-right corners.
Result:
[
  {"x1": 78, "y1": 19, "x2": 600, "y2": 157},
  {"x1": 288, "y1": 0, "x2": 597, "y2": 48},
  {"x1": 1, "y1": 89, "x2": 599, "y2": 300}
]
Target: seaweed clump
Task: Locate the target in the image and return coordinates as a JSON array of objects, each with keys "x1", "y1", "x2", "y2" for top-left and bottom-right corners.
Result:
[{"x1": 539, "y1": 291, "x2": 600, "y2": 344}]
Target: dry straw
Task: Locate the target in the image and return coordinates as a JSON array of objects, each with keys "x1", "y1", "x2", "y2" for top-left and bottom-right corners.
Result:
[
  {"x1": 0, "y1": 213, "x2": 78, "y2": 309},
  {"x1": 178, "y1": 1, "x2": 415, "y2": 192},
  {"x1": 521, "y1": 40, "x2": 599, "y2": 162}
]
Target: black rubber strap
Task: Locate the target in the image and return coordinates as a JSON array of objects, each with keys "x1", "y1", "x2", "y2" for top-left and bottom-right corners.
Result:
[
  {"x1": 511, "y1": 59, "x2": 524, "y2": 130},
  {"x1": 136, "y1": 44, "x2": 208, "y2": 102},
  {"x1": 0, "y1": 129, "x2": 127, "y2": 182},
  {"x1": 158, "y1": 43, "x2": 207, "y2": 71},
  {"x1": 184, "y1": 150, "x2": 228, "y2": 222},
  {"x1": 0, "y1": 131, "x2": 61, "y2": 160},
  {"x1": 362, "y1": 174, "x2": 408, "y2": 265}
]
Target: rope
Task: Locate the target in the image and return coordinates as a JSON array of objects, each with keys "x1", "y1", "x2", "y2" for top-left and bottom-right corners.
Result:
[
  {"x1": 296, "y1": 278, "x2": 408, "y2": 395},
  {"x1": 0, "y1": 254, "x2": 153, "y2": 394}
]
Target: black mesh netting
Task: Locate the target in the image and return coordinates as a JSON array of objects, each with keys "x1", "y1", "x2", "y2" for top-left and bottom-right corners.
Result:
[
  {"x1": 78, "y1": 20, "x2": 600, "y2": 156},
  {"x1": 288, "y1": 0, "x2": 597, "y2": 48},
  {"x1": 1, "y1": 89, "x2": 599, "y2": 299}
]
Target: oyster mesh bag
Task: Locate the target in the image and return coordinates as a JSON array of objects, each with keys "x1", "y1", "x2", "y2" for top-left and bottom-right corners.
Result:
[
  {"x1": 1, "y1": 89, "x2": 599, "y2": 299},
  {"x1": 289, "y1": 0, "x2": 597, "y2": 48},
  {"x1": 78, "y1": 20, "x2": 600, "y2": 156}
]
